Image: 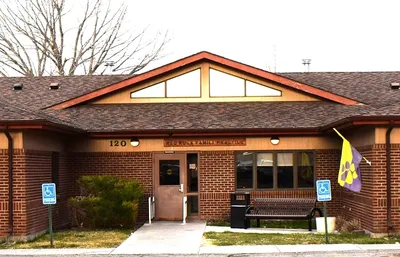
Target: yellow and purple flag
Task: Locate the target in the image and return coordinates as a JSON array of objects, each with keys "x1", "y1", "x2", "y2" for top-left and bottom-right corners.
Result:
[
  {"x1": 334, "y1": 128, "x2": 369, "y2": 193},
  {"x1": 338, "y1": 138, "x2": 362, "y2": 192}
]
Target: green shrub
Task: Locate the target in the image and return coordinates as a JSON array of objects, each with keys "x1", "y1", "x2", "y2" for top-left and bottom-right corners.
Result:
[{"x1": 68, "y1": 175, "x2": 143, "y2": 229}]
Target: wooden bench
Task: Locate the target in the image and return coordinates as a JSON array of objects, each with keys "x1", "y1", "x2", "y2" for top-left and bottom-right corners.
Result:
[{"x1": 245, "y1": 198, "x2": 322, "y2": 231}]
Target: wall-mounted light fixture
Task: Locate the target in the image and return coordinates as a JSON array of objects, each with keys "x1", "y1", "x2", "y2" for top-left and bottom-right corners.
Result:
[
  {"x1": 130, "y1": 137, "x2": 140, "y2": 147},
  {"x1": 270, "y1": 136, "x2": 280, "y2": 145}
]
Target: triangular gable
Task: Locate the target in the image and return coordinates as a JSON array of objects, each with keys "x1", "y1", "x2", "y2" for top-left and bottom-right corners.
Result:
[{"x1": 51, "y1": 52, "x2": 360, "y2": 109}]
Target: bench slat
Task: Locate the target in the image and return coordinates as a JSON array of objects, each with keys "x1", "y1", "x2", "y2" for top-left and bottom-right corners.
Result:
[
  {"x1": 249, "y1": 198, "x2": 316, "y2": 217},
  {"x1": 244, "y1": 198, "x2": 322, "y2": 231}
]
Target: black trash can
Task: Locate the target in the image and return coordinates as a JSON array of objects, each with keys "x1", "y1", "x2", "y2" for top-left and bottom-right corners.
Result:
[{"x1": 230, "y1": 192, "x2": 250, "y2": 229}]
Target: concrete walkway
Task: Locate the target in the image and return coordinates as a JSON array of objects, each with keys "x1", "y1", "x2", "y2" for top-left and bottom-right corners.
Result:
[
  {"x1": 1, "y1": 222, "x2": 400, "y2": 255},
  {"x1": 111, "y1": 221, "x2": 207, "y2": 254}
]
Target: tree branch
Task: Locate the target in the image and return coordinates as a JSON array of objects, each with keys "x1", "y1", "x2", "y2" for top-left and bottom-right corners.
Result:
[{"x1": 0, "y1": 0, "x2": 169, "y2": 76}]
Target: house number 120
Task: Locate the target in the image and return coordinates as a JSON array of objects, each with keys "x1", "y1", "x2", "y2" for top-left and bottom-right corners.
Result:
[{"x1": 109, "y1": 140, "x2": 127, "y2": 147}]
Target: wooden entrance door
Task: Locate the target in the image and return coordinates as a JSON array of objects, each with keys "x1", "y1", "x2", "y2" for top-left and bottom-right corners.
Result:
[{"x1": 154, "y1": 153, "x2": 185, "y2": 220}]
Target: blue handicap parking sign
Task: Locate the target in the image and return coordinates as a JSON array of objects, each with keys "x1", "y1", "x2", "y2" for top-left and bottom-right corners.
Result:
[
  {"x1": 42, "y1": 183, "x2": 57, "y2": 205},
  {"x1": 316, "y1": 180, "x2": 331, "y2": 201}
]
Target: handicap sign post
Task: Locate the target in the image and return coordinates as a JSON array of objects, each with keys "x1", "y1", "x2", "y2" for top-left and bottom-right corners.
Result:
[
  {"x1": 316, "y1": 180, "x2": 331, "y2": 244},
  {"x1": 42, "y1": 183, "x2": 56, "y2": 248}
]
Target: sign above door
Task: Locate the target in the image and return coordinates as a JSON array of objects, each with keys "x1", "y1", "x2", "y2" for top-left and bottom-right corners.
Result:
[{"x1": 164, "y1": 138, "x2": 246, "y2": 147}]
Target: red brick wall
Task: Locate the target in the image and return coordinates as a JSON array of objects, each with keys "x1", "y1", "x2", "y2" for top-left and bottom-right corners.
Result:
[
  {"x1": 340, "y1": 144, "x2": 400, "y2": 233},
  {"x1": 198, "y1": 150, "x2": 342, "y2": 221},
  {"x1": 340, "y1": 145, "x2": 375, "y2": 232},
  {"x1": 390, "y1": 144, "x2": 400, "y2": 233},
  {"x1": 199, "y1": 151, "x2": 235, "y2": 220},
  {"x1": 2, "y1": 144, "x2": 397, "y2": 237},
  {"x1": 0, "y1": 149, "x2": 29, "y2": 238},
  {"x1": 0, "y1": 149, "x2": 71, "y2": 240},
  {"x1": 25, "y1": 150, "x2": 51, "y2": 236},
  {"x1": 68, "y1": 152, "x2": 153, "y2": 222},
  {"x1": 315, "y1": 149, "x2": 341, "y2": 217},
  {"x1": 24, "y1": 150, "x2": 70, "y2": 237},
  {"x1": 53, "y1": 153, "x2": 71, "y2": 228},
  {"x1": 0, "y1": 149, "x2": 9, "y2": 238},
  {"x1": 13, "y1": 150, "x2": 27, "y2": 237}
]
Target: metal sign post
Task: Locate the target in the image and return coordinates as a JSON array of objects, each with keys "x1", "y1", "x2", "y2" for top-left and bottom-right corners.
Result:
[
  {"x1": 42, "y1": 183, "x2": 56, "y2": 248},
  {"x1": 316, "y1": 180, "x2": 332, "y2": 244}
]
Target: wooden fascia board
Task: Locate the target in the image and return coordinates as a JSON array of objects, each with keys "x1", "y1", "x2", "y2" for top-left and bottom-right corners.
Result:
[
  {"x1": 352, "y1": 120, "x2": 400, "y2": 125},
  {"x1": 321, "y1": 117, "x2": 400, "y2": 132},
  {"x1": 51, "y1": 52, "x2": 359, "y2": 109},
  {"x1": 204, "y1": 53, "x2": 359, "y2": 105},
  {"x1": 0, "y1": 121, "x2": 84, "y2": 134},
  {"x1": 51, "y1": 53, "x2": 208, "y2": 110},
  {"x1": 7, "y1": 124, "x2": 44, "y2": 130},
  {"x1": 88, "y1": 130, "x2": 323, "y2": 138}
]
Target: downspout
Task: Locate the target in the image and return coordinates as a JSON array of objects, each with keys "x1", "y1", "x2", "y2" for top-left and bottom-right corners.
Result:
[
  {"x1": 3, "y1": 127, "x2": 14, "y2": 240},
  {"x1": 386, "y1": 121, "x2": 394, "y2": 233}
]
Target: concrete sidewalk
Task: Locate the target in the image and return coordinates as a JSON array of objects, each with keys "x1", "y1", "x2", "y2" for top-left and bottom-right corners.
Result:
[
  {"x1": 2, "y1": 244, "x2": 400, "y2": 255},
  {"x1": 1, "y1": 222, "x2": 400, "y2": 255},
  {"x1": 112, "y1": 221, "x2": 207, "y2": 254},
  {"x1": 0, "y1": 248, "x2": 114, "y2": 255}
]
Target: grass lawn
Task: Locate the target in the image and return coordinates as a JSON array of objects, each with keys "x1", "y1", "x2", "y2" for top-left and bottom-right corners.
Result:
[
  {"x1": 208, "y1": 220, "x2": 317, "y2": 229},
  {"x1": 203, "y1": 232, "x2": 400, "y2": 246},
  {"x1": 205, "y1": 220, "x2": 400, "y2": 245},
  {"x1": 0, "y1": 229, "x2": 131, "y2": 249}
]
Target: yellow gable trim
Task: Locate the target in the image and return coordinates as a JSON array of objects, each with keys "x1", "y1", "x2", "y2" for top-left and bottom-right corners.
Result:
[{"x1": 91, "y1": 62, "x2": 321, "y2": 104}]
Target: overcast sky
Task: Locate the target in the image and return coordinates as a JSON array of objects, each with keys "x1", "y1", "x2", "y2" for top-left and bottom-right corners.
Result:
[{"x1": 124, "y1": 0, "x2": 400, "y2": 73}]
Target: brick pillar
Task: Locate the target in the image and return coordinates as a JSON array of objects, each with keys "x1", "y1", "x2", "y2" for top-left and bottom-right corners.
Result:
[
  {"x1": 338, "y1": 144, "x2": 400, "y2": 233},
  {"x1": 389, "y1": 144, "x2": 400, "y2": 233},
  {"x1": 25, "y1": 151, "x2": 52, "y2": 237},
  {"x1": 199, "y1": 151, "x2": 235, "y2": 220},
  {"x1": 0, "y1": 149, "x2": 9, "y2": 238},
  {"x1": 12, "y1": 150, "x2": 27, "y2": 237},
  {"x1": 52, "y1": 153, "x2": 72, "y2": 229},
  {"x1": 315, "y1": 149, "x2": 341, "y2": 217}
]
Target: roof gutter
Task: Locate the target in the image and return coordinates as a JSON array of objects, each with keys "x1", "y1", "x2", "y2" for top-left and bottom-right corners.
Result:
[
  {"x1": 320, "y1": 116, "x2": 400, "y2": 132},
  {"x1": 0, "y1": 120, "x2": 85, "y2": 134},
  {"x1": 386, "y1": 121, "x2": 394, "y2": 234},
  {"x1": 1, "y1": 125, "x2": 14, "y2": 241}
]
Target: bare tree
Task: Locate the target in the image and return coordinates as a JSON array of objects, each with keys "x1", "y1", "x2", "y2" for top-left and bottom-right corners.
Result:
[{"x1": 0, "y1": 0, "x2": 168, "y2": 76}]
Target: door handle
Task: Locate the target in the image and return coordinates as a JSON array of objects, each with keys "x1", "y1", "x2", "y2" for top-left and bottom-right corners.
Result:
[{"x1": 178, "y1": 184, "x2": 184, "y2": 193}]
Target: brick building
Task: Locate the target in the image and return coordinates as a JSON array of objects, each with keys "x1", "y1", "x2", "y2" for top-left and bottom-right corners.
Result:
[{"x1": 0, "y1": 52, "x2": 399, "y2": 240}]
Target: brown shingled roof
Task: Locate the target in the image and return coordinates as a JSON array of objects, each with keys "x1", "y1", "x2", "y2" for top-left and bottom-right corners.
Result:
[
  {"x1": 1, "y1": 53, "x2": 399, "y2": 133},
  {"x1": 0, "y1": 102, "x2": 83, "y2": 131},
  {"x1": 42, "y1": 102, "x2": 371, "y2": 133},
  {"x1": 51, "y1": 52, "x2": 360, "y2": 109},
  {"x1": 0, "y1": 102, "x2": 43, "y2": 121},
  {"x1": 280, "y1": 72, "x2": 400, "y2": 106},
  {"x1": 0, "y1": 75, "x2": 129, "y2": 110}
]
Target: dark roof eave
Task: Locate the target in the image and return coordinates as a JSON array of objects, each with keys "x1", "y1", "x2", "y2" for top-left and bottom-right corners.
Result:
[
  {"x1": 0, "y1": 120, "x2": 85, "y2": 134},
  {"x1": 88, "y1": 127, "x2": 323, "y2": 138},
  {"x1": 320, "y1": 116, "x2": 400, "y2": 132}
]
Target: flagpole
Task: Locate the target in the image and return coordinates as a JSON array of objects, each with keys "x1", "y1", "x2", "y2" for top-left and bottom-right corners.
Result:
[
  {"x1": 333, "y1": 128, "x2": 371, "y2": 166},
  {"x1": 363, "y1": 157, "x2": 371, "y2": 165},
  {"x1": 333, "y1": 128, "x2": 346, "y2": 141}
]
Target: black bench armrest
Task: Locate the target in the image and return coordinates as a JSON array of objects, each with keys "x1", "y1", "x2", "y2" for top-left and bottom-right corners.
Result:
[
  {"x1": 308, "y1": 207, "x2": 323, "y2": 218},
  {"x1": 245, "y1": 206, "x2": 253, "y2": 214}
]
